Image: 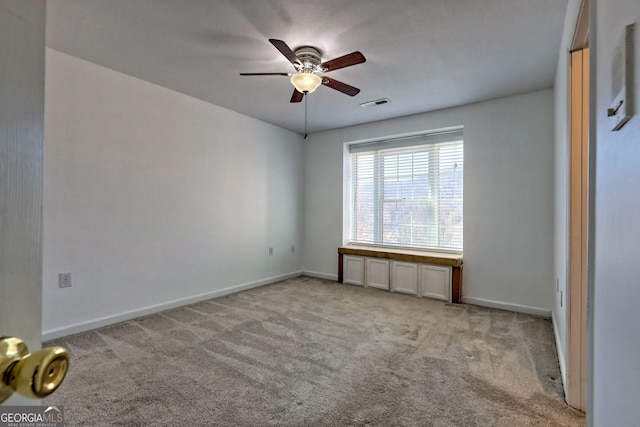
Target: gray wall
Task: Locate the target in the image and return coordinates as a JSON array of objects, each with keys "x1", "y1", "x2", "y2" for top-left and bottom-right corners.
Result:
[
  {"x1": 591, "y1": 0, "x2": 640, "y2": 423},
  {"x1": 303, "y1": 90, "x2": 555, "y2": 315},
  {"x1": 43, "y1": 49, "x2": 304, "y2": 338}
]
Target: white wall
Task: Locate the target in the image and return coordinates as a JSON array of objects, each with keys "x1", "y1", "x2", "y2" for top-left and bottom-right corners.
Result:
[
  {"x1": 591, "y1": 0, "x2": 640, "y2": 424},
  {"x1": 552, "y1": 0, "x2": 583, "y2": 393},
  {"x1": 43, "y1": 49, "x2": 303, "y2": 338},
  {"x1": 303, "y1": 90, "x2": 555, "y2": 315}
]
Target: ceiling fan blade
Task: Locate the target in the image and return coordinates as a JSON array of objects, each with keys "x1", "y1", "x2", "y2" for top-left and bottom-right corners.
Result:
[
  {"x1": 320, "y1": 51, "x2": 366, "y2": 72},
  {"x1": 321, "y1": 77, "x2": 361, "y2": 96},
  {"x1": 290, "y1": 89, "x2": 304, "y2": 103},
  {"x1": 269, "y1": 39, "x2": 301, "y2": 66},
  {"x1": 239, "y1": 72, "x2": 290, "y2": 76}
]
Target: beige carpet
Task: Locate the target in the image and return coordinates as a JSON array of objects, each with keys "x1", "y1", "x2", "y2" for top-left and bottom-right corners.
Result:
[{"x1": 44, "y1": 276, "x2": 584, "y2": 426}]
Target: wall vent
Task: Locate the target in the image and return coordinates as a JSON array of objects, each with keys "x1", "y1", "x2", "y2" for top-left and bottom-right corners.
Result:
[{"x1": 360, "y1": 98, "x2": 391, "y2": 108}]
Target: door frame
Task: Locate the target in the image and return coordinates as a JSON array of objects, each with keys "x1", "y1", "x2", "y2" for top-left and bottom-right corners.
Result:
[{"x1": 566, "y1": 0, "x2": 589, "y2": 411}]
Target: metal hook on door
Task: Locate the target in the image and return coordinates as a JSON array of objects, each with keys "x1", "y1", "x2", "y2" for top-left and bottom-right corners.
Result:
[{"x1": 607, "y1": 99, "x2": 624, "y2": 116}]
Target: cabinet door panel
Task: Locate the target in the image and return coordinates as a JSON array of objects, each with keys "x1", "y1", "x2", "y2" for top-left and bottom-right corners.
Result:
[
  {"x1": 365, "y1": 258, "x2": 389, "y2": 290},
  {"x1": 344, "y1": 255, "x2": 364, "y2": 286},
  {"x1": 420, "y1": 265, "x2": 451, "y2": 301},
  {"x1": 391, "y1": 261, "x2": 418, "y2": 294}
]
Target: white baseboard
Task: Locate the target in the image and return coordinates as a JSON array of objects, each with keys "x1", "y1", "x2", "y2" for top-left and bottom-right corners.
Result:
[
  {"x1": 42, "y1": 270, "x2": 303, "y2": 341},
  {"x1": 552, "y1": 310, "x2": 568, "y2": 397},
  {"x1": 302, "y1": 270, "x2": 339, "y2": 281},
  {"x1": 460, "y1": 296, "x2": 551, "y2": 318}
]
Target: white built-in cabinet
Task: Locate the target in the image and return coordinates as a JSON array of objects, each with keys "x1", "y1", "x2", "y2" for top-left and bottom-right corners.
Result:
[
  {"x1": 365, "y1": 258, "x2": 390, "y2": 290},
  {"x1": 343, "y1": 255, "x2": 365, "y2": 286},
  {"x1": 345, "y1": 255, "x2": 452, "y2": 302},
  {"x1": 391, "y1": 261, "x2": 419, "y2": 294},
  {"x1": 420, "y1": 264, "x2": 451, "y2": 301}
]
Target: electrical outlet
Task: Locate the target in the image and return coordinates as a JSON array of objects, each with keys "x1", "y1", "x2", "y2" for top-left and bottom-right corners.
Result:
[
  {"x1": 291, "y1": 245, "x2": 295, "y2": 253},
  {"x1": 59, "y1": 272, "x2": 72, "y2": 288},
  {"x1": 269, "y1": 247, "x2": 274, "y2": 256}
]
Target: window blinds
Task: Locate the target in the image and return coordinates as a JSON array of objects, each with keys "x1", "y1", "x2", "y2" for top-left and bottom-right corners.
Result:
[{"x1": 349, "y1": 130, "x2": 463, "y2": 252}]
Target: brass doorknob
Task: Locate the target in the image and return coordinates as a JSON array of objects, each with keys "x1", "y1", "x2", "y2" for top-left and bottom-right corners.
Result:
[{"x1": 0, "y1": 337, "x2": 69, "y2": 403}]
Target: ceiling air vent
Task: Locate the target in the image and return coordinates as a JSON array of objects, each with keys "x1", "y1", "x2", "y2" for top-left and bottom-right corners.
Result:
[{"x1": 360, "y1": 98, "x2": 391, "y2": 108}]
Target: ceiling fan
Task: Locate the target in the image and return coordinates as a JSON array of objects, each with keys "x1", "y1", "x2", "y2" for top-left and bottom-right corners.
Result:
[{"x1": 240, "y1": 39, "x2": 366, "y2": 103}]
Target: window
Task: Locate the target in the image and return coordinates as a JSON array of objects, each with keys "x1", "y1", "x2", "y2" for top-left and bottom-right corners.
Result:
[{"x1": 349, "y1": 130, "x2": 463, "y2": 252}]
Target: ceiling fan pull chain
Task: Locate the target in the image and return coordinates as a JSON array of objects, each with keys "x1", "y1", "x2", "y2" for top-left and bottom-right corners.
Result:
[{"x1": 304, "y1": 92, "x2": 308, "y2": 139}]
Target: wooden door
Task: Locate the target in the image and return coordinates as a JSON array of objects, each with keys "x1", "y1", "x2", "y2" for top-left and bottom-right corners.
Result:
[{"x1": 568, "y1": 46, "x2": 589, "y2": 411}]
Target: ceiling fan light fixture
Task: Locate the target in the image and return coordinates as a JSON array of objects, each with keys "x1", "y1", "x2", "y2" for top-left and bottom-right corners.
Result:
[{"x1": 290, "y1": 72, "x2": 322, "y2": 94}]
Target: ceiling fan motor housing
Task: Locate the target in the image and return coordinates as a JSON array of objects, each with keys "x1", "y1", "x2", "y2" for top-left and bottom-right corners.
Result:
[{"x1": 294, "y1": 46, "x2": 324, "y2": 72}]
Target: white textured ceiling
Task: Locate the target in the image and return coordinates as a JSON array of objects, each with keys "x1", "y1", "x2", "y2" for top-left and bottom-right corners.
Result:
[{"x1": 46, "y1": 0, "x2": 568, "y2": 134}]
